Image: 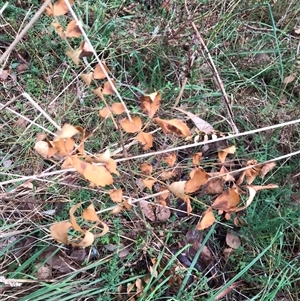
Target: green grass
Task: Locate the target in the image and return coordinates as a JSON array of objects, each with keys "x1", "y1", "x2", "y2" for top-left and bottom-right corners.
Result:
[{"x1": 1, "y1": 0, "x2": 300, "y2": 300}]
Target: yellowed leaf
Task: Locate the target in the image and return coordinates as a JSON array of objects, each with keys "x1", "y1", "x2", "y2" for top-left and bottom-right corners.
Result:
[
  {"x1": 136, "y1": 132, "x2": 153, "y2": 150},
  {"x1": 52, "y1": 137, "x2": 75, "y2": 156},
  {"x1": 105, "y1": 158, "x2": 119, "y2": 176},
  {"x1": 154, "y1": 117, "x2": 191, "y2": 137},
  {"x1": 140, "y1": 91, "x2": 161, "y2": 118},
  {"x1": 50, "y1": 221, "x2": 72, "y2": 244},
  {"x1": 56, "y1": 124, "x2": 79, "y2": 139},
  {"x1": 120, "y1": 117, "x2": 142, "y2": 133}
]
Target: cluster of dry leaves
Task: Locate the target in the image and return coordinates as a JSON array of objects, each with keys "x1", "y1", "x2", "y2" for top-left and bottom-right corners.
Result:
[{"x1": 38, "y1": 0, "x2": 278, "y2": 249}]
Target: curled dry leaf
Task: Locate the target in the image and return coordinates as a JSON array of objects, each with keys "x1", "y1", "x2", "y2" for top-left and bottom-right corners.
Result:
[
  {"x1": 52, "y1": 22, "x2": 65, "y2": 38},
  {"x1": 110, "y1": 188, "x2": 123, "y2": 203},
  {"x1": 185, "y1": 168, "x2": 210, "y2": 193},
  {"x1": 218, "y1": 145, "x2": 236, "y2": 163},
  {"x1": 66, "y1": 48, "x2": 82, "y2": 66},
  {"x1": 140, "y1": 91, "x2": 161, "y2": 118},
  {"x1": 140, "y1": 163, "x2": 153, "y2": 174},
  {"x1": 69, "y1": 203, "x2": 84, "y2": 232},
  {"x1": 79, "y1": 72, "x2": 93, "y2": 86},
  {"x1": 140, "y1": 200, "x2": 155, "y2": 221},
  {"x1": 196, "y1": 208, "x2": 216, "y2": 230},
  {"x1": 50, "y1": 221, "x2": 72, "y2": 244},
  {"x1": 250, "y1": 184, "x2": 278, "y2": 191},
  {"x1": 120, "y1": 116, "x2": 142, "y2": 133},
  {"x1": 103, "y1": 80, "x2": 116, "y2": 95},
  {"x1": 212, "y1": 187, "x2": 240, "y2": 212},
  {"x1": 65, "y1": 20, "x2": 82, "y2": 38},
  {"x1": 136, "y1": 132, "x2": 153, "y2": 150},
  {"x1": 46, "y1": 0, "x2": 74, "y2": 16},
  {"x1": 174, "y1": 107, "x2": 214, "y2": 134},
  {"x1": 71, "y1": 231, "x2": 94, "y2": 248},
  {"x1": 226, "y1": 232, "x2": 241, "y2": 249},
  {"x1": 52, "y1": 137, "x2": 75, "y2": 156},
  {"x1": 94, "y1": 62, "x2": 109, "y2": 79},
  {"x1": 94, "y1": 221, "x2": 109, "y2": 238},
  {"x1": 111, "y1": 102, "x2": 125, "y2": 115},
  {"x1": 163, "y1": 153, "x2": 177, "y2": 167},
  {"x1": 34, "y1": 141, "x2": 53, "y2": 158},
  {"x1": 156, "y1": 189, "x2": 170, "y2": 206},
  {"x1": 154, "y1": 117, "x2": 191, "y2": 137},
  {"x1": 82, "y1": 203, "x2": 100, "y2": 222},
  {"x1": 219, "y1": 165, "x2": 235, "y2": 182},
  {"x1": 260, "y1": 162, "x2": 276, "y2": 178},
  {"x1": 93, "y1": 87, "x2": 105, "y2": 101},
  {"x1": 192, "y1": 152, "x2": 202, "y2": 165}
]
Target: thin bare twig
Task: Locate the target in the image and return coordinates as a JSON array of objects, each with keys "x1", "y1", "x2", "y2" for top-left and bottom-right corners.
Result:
[
  {"x1": 184, "y1": 0, "x2": 239, "y2": 134},
  {"x1": 0, "y1": 0, "x2": 52, "y2": 66}
]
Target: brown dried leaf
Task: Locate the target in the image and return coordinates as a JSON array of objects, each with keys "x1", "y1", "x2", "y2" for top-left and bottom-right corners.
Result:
[
  {"x1": 136, "y1": 132, "x2": 153, "y2": 150},
  {"x1": 111, "y1": 102, "x2": 125, "y2": 115},
  {"x1": 69, "y1": 203, "x2": 84, "y2": 232},
  {"x1": 185, "y1": 168, "x2": 210, "y2": 193},
  {"x1": 283, "y1": 74, "x2": 296, "y2": 84},
  {"x1": 79, "y1": 72, "x2": 93, "y2": 86},
  {"x1": 174, "y1": 107, "x2": 214, "y2": 134},
  {"x1": 103, "y1": 80, "x2": 116, "y2": 95},
  {"x1": 140, "y1": 91, "x2": 161, "y2": 118},
  {"x1": 154, "y1": 117, "x2": 191, "y2": 137},
  {"x1": 142, "y1": 179, "x2": 156, "y2": 190},
  {"x1": 34, "y1": 141, "x2": 53, "y2": 158},
  {"x1": 205, "y1": 178, "x2": 224, "y2": 194},
  {"x1": 110, "y1": 188, "x2": 123, "y2": 203},
  {"x1": 79, "y1": 41, "x2": 93, "y2": 58},
  {"x1": 120, "y1": 117, "x2": 142, "y2": 133},
  {"x1": 105, "y1": 158, "x2": 119, "y2": 176},
  {"x1": 82, "y1": 203, "x2": 100, "y2": 222},
  {"x1": 160, "y1": 170, "x2": 177, "y2": 180},
  {"x1": 140, "y1": 163, "x2": 153, "y2": 175},
  {"x1": 99, "y1": 107, "x2": 111, "y2": 118},
  {"x1": 168, "y1": 181, "x2": 186, "y2": 199},
  {"x1": 212, "y1": 188, "x2": 240, "y2": 212},
  {"x1": 52, "y1": 137, "x2": 75, "y2": 156},
  {"x1": 192, "y1": 152, "x2": 202, "y2": 165},
  {"x1": 94, "y1": 62, "x2": 109, "y2": 79},
  {"x1": 163, "y1": 153, "x2": 177, "y2": 167},
  {"x1": 196, "y1": 208, "x2": 216, "y2": 230},
  {"x1": 250, "y1": 184, "x2": 278, "y2": 191},
  {"x1": 260, "y1": 162, "x2": 276, "y2": 178},
  {"x1": 68, "y1": 156, "x2": 114, "y2": 187},
  {"x1": 218, "y1": 145, "x2": 236, "y2": 163},
  {"x1": 66, "y1": 48, "x2": 82, "y2": 66},
  {"x1": 52, "y1": 0, "x2": 74, "y2": 16},
  {"x1": 140, "y1": 200, "x2": 155, "y2": 221},
  {"x1": 51, "y1": 22, "x2": 65, "y2": 38},
  {"x1": 50, "y1": 221, "x2": 72, "y2": 244},
  {"x1": 65, "y1": 20, "x2": 82, "y2": 38},
  {"x1": 56, "y1": 124, "x2": 79, "y2": 139},
  {"x1": 94, "y1": 221, "x2": 109, "y2": 238}
]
